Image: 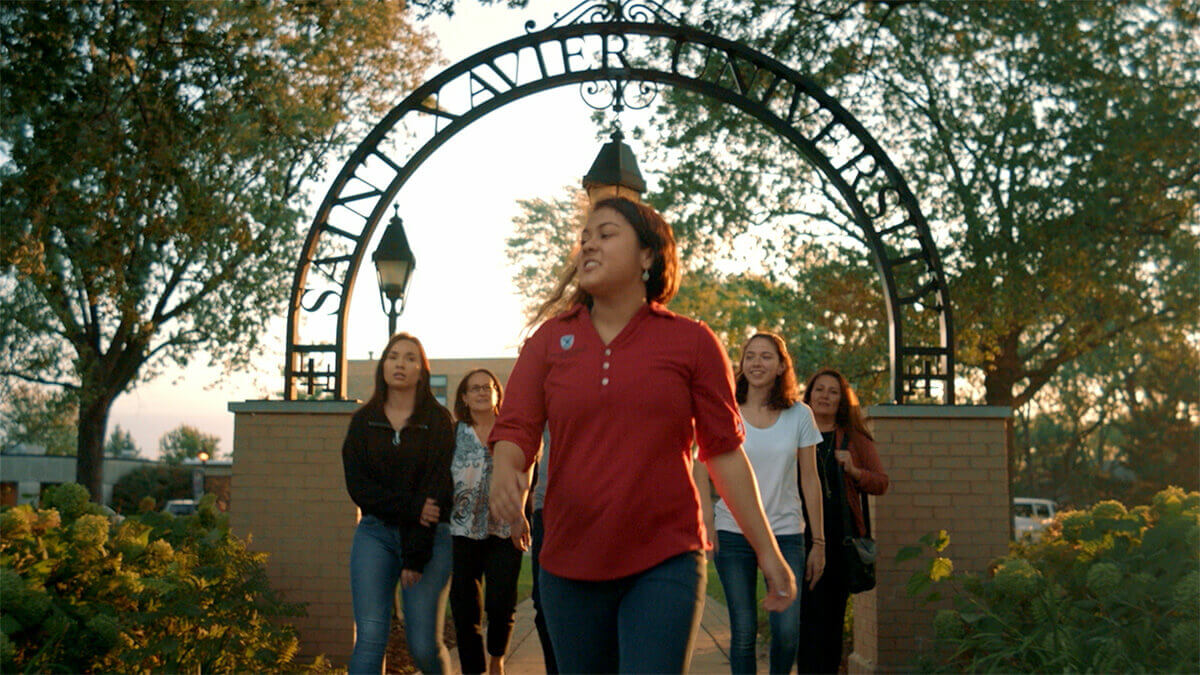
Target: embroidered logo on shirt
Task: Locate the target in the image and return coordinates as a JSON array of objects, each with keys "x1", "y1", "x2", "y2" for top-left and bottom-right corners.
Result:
[{"x1": 560, "y1": 334, "x2": 575, "y2": 351}]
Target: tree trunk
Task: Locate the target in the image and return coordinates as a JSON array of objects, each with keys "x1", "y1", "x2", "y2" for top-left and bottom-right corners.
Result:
[
  {"x1": 983, "y1": 337, "x2": 1019, "y2": 540},
  {"x1": 71, "y1": 338, "x2": 148, "y2": 503},
  {"x1": 75, "y1": 395, "x2": 113, "y2": 503}
]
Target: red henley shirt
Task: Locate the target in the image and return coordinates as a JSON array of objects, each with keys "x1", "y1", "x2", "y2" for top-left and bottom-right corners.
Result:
[{"x1": 489, "y1": 302, "x2": 744, "y2": 581}]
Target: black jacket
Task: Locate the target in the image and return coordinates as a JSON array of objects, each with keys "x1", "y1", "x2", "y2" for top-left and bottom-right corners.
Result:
[{"x1": 341, "y1": 398, "x2": 454, "y2": 572}]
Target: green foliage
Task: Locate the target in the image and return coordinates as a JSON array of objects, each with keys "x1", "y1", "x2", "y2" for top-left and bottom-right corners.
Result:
[
  {"x1": 158, "y1": 424, "x2": 220, "y2": 465},
  {"x1": 104, "y1": 424, "x2": 140, "y2": 459},
  {"x1": 109, "y1": 465, "x2": 193, "y2": 515},
  {"x1": 0, "y1": 384, "x2": 77, "y2": 455},
  {"x1": 904, "y1": 488, "x2": 1200, "y2": 672},
  {"x1": 0, "y1": 0, "x2": 440, "y2": 496},
  {"x1": 1014, "y1": 320, "x2": 1200, "y2": 506},
  {"x1": 650, "y1": 0, "x2": 1200, "y2": 410},
  {"x1": 1, "y1": 485, "x2": 312, "y2": 673}
]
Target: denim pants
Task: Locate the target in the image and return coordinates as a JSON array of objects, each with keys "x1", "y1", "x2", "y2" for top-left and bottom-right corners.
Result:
[
  {"x1": 539, "y1": 550, "x2": 706, "y2": 674},
  {"x1": 349, "y1": 515, "x2": 452, "y2": 674},
  {"x1": 530, "y1": 509, "x2": 558, "y2": 674},
  {"x1": 714, "y1": 530, "x2": 806, "y2": 674},
  {"x1": 449, "y1": 535, "x2": 524, "y2": 674}
]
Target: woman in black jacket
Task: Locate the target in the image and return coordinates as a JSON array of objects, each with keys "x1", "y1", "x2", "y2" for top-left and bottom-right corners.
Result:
[{"x1": 343, "y1": 332, "x2": 455, "y2": 674}]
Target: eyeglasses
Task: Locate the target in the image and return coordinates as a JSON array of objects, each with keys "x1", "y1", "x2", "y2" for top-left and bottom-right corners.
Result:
[{"x1": 467, "y1": 384, "x2": 495, "y2": 394}]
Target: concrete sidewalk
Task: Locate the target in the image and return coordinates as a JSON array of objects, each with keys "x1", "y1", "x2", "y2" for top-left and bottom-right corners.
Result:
[{"x1": 449, "y1": 594, "x2": 758, "y2": 674}]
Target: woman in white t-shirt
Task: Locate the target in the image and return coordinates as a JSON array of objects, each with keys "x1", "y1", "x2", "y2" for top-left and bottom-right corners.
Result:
[{"x1": 700, "y1": 332, "x2": 825, "y2": 674}]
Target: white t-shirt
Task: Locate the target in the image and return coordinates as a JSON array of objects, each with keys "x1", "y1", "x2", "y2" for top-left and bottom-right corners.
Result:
[{"x1": 714, "y1": 402, "x2": 823, "y2": 536}]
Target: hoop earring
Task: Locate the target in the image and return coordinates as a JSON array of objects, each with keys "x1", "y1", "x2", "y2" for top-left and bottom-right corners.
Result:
[{"x1": 641, "y1": 269, "x2": 650, "y2": 282}]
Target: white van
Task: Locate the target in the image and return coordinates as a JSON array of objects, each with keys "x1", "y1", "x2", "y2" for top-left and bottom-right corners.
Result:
[{"x1": 1013, "y1": 497, "x2": 1057, "y2": 540}]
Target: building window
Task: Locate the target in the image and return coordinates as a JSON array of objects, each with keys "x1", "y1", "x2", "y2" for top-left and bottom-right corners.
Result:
[
  {"x1": 430, "y1": 375, "x2": 448, "y2": 406},
  {"x1": 0, "y1": 482, "x2": 16, "y2": 507}
]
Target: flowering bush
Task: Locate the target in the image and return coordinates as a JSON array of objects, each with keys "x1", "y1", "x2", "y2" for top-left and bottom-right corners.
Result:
[
  {"x1": 902, "y1": 487, "x2": 1200, "y2": 672},
  {"x1": 1, "y1": 484, "x2": 324, "y2": 673}
]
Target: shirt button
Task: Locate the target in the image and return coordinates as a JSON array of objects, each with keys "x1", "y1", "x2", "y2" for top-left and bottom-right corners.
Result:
[
  {"x1": 601, "y1": 377, "x2": 609, "y2": 386},
  {"x1": 605, "y1": 348, "x2": 612, "y2": 356},
  {"x1": 603, "y1": 362, "x2": 610, "y2": 369}
]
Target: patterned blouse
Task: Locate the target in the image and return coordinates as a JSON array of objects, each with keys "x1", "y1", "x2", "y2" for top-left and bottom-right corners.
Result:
[{"x1": 450, "y1": 421, "x2": 509, "y2": 539}]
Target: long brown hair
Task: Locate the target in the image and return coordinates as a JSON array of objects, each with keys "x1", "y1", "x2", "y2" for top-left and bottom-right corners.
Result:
[
  {"x1": 735, "y1": 332, "x2": 800, "y2": 410},
  {"x1": 363, "y1": 333, "x2": 437, "y2": 413},
  {"x1": 453, "y1": 368, "x2": 503, "y2": 426},
  {"x1": 530, "y1": 197, "x2": 680, "y2": 326},
  {"x1": 802, "y1": 368, "x2": 873, "y2": 440}
]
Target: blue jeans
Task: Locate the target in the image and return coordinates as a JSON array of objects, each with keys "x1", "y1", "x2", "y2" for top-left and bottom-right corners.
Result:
[
  {"x1": 714, "y1": 530, "x2": 805, "y2": 674},
  {"x1": 349, "y1": 516, "x2": 452, "y2": 674},
  {"x1": 540, "y1": 550, "x2": 706, "y2": 673},
  {"x1": 530, "y1": 509, "x2": 558, "y2": 674}
]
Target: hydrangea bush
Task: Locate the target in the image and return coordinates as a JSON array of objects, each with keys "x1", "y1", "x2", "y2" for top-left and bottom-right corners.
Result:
[
  {"x1": 1, "y1": 483, "x2": 324, "y2": 673},
  {"x1": 901, "y1": 487, "x2": 1200, "y2": 672}
]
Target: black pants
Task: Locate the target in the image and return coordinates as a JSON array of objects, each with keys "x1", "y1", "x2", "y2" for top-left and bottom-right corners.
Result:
[
  {"x1": 449, "y1": 535, "x2": 523, "y2": 674},
  {"x1": 530, "y1": 509, "x2": 558, "y2": 673},
  {"x1": 796, "y1": 552, "x2": 850, "y2": 674}
]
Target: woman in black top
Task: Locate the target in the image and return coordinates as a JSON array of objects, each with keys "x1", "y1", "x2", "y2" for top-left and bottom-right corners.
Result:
[
  {"x1": 797, "y1": 368, "x2": 889, "y2": 674},
  {"x1": 342, "y1": 333, "x2": 455, "y2": 674}
]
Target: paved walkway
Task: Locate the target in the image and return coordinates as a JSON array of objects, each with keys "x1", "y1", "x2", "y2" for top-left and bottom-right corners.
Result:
[{"x1": 448, "y1": 594, "x2": 763, "y2": 674}]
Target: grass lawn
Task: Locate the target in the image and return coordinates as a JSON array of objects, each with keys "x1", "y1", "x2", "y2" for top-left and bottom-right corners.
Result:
[{"x1": 516, "y1": 552, "x2": 534, "y2": 604}]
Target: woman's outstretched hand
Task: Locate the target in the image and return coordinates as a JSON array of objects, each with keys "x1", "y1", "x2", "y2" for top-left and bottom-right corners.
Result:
[
  {"x1": 510, "y1": 516, "x2": 531, "y2": 552},
  {"x1": 489, "y1": 441, "x2": 530, "y2": 532},
  {"x1": 760, "y1": 552, "x2": 798, "y2": 613}
]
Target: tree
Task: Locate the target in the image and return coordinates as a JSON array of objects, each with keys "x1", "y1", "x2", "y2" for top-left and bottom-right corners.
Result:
[
  {"x1": 109, "y1": 465, "x2": 192, "y2": 513},
  {"x1": 650, "y1": 0, "x2": 1198, "y2": 403},
  {"x1": 0, "y1": 384, "x2": 77, "y2": 455},
  {"x1": 1015, "y1": 320, "x2": 1200, "y2": 507},
  {"x1": 104, "y1": 424, "x2": 139, "y2": 459},
  {"x1": 158, "y1": 424, "x2": 220, "y2": 465},
  {"x1": 505, "y1": 2, "x2": 1199, "y2": 489},
  {"x1": 643, "y1": 0, "x2": 1199, "y2": 478},
  {"x1": 0, "y1": 1, "x2": 439, "y2": 499}
]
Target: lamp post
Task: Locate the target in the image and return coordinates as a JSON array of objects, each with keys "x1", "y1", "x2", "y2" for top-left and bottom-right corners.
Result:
[
  {"x1": 372, "y1": 207, "x2": 417, "y2": 336},
  {"x1": 582, "y1": 127, "x2": 647, "y2": 203},
  {"x1": 192, "y1": 451, "x2": 209, "y2": 501}
]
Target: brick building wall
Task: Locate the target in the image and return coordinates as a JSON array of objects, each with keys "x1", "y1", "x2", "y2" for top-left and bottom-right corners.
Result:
[
  {"x1": 849, "y1": 405, "x2": 1011, "y2": 673},
  {"x1": 228, "y1": 401, "x2": 360, "y2": 665}
]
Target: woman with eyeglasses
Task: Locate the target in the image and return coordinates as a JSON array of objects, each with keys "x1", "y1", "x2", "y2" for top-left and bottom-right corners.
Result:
[
  {"x1": 448, "y1": 369, "x2": 526, "y2": 675},
  {"x1": 488, "y1": 197, "x2": 796, "y2": 673},
  {"x1": 342, "y1": 333, "x2": 455, "y2": 674}
]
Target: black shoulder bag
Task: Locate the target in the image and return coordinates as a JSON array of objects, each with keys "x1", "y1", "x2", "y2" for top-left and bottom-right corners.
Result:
[{"x1": 837, "y1": 433, "x2": 877, "y2": 593}]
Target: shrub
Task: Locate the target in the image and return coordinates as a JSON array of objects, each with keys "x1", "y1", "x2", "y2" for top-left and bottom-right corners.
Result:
[
  {"x1": 902, "y1": 487, "x2": 1200, "y2": 672},
  {"x1": 1, "y1": 484, "x2": 319, "y2": 673},
  {"x1": 109, "y1": 465, "x2": 193, "y2": 514}
]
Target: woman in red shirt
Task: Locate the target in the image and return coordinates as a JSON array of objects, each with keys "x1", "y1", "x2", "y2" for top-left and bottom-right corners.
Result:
[{"x1": 489, "y1": 197, "x2": 795, "y2": 673}]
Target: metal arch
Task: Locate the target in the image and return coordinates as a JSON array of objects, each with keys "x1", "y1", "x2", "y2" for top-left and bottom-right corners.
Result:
[{"x1": 284, "y1": 4, "x2": 955, "y2": 404}]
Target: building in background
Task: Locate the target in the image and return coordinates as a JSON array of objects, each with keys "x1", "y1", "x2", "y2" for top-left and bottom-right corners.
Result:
[{"x1": 0, "y1": 450, "x2": 232, "y2": 509}]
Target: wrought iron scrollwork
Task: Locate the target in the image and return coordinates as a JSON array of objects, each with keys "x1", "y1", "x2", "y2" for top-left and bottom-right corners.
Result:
[
  {"x1": 580, "y1": 78, "x2": 658, "y2": 112},
  {"x1": 526, "y1": 0, "x2": 686, "y2": 33},
  {"x1": 286, "y1": 3, "x2": 956, "y2": 404}
]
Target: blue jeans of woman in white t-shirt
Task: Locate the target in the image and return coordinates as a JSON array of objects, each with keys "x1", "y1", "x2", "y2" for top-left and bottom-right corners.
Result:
[{"x1": 715, "y1": 530, "x2": 806, "y2": 674}]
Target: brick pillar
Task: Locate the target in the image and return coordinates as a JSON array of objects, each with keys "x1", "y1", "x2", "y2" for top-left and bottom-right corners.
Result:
[
  {"x1": 228, "y1": 400, "x2": 361, "y2": 666},
  {"x1": 848, "y1": 405, "x2": 1010, "y2": 673}
]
